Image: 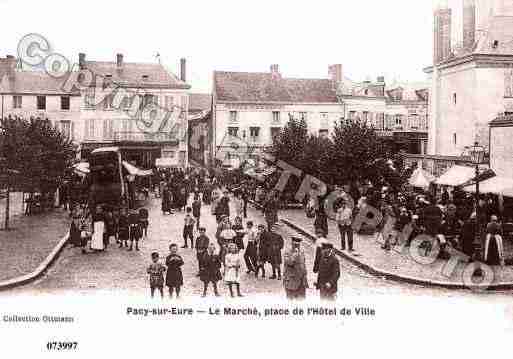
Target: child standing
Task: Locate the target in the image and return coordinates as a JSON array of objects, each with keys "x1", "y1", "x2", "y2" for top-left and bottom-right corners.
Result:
[
  {"x1": 195, "y1": 227, "x2": 210, "y2": 277},
  {"x1": 224, "y1": 243, "x2": 243, "y2": 297},
  {"x1": 200, "y1": 243, "x2": 222, "y2": 297},
  {"x1": 128, "y1": 209, "x2": 141, "y2": 251},
  {"x1": 192, "y1": 194, "x2": 202, "y2": 230},
  {"x1": 165, "y1": 244, "x2": 184, "y2": 299},
  {"x1": 182, "y1": 207, "x2": 195, "y2": 249},
  {"x1": 118, "y1": 208, "x2": 129, "y2": 248},
  {"x1": 138, "y1": 207, "x2": 149, "y2": 239},
  {"x1": 104, "y1": 210, "x2": 116, "y2": 249},
  {"x1": 147, "y1": 252, "x2": 166, "y2": 298}
]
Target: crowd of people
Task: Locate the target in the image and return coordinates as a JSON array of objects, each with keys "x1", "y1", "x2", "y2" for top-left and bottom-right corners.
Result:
[
  {"x1": 309, "y1": 183, "x2": 510, "y2": 267},
  {"x1": 66, "y1": 166, "x2": 342, "y2": 300},
  {"x1": 148, "y1": 178, "x2": 341, "y2": 300}
]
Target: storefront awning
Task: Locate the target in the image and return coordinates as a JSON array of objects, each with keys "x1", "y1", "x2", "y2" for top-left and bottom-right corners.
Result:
[
  {"x1": 409, "y1": 168, "x2": 435, "y2": 188},
  {"x1": 122, "y1": 161, "x2": 153, "y2": 176},
  {"x1": 435, "y1": 165, "x2": 475, "y2": 186},
  {"x1": 463, "y1": 176, "x2": 513, "y2": 197}
]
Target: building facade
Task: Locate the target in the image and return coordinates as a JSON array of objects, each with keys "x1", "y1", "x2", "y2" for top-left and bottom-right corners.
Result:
[
  {"x1": 77, "y1": 54, "x2": 191, "y2": 168},
  {"x1": 0, "y1": 55, "x2": 81, "y2": 138},
  {"x1": 212, "y1": 64, "x2": 428, "y2": 167},
  {"x1": 427, "y1": 0, "x2": 513, "y2": 157}
]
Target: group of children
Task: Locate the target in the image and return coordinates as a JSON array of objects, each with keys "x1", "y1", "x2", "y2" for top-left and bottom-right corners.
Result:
[{"x1": 69, "y1": 204, "x2": 150, "y2": 253}]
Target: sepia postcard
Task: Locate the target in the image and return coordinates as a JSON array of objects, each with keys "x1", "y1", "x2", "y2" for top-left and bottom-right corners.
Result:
[{"x1": 1, "y1": 0, "x2": 512, "y2": 356}]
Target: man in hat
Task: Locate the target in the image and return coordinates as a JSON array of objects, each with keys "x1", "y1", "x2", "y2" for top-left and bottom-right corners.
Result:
[
  {"x1": 314, "y1": 242, "x2": 340, "y2": 300},
  {"x1": 268, "y1": 224, "x2": 284, "y2": 280},
  {"x1": 283, "y1": 237, "x2": 308, "y2": 300}
]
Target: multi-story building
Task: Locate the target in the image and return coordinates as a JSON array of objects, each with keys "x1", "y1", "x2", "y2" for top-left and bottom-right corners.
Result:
[
  {"x1": 212, "y1": 64, "x2": 428, "y2": 167},
  {"x1": 77, "y1": 54, "x2": 190, "y2": 168},
  {"x1": 427, "y1": 0, "x2": 513, "y2": 157},
  {"x1": 1, "y1": 54, "x2": 191, "y2": 169},
  {"x1": 0, "y1": 55, "x2": 81, "y2": 139}
]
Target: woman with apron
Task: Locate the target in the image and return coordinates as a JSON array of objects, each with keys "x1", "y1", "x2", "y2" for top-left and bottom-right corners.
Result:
[{"x1": 91, "y1": 205, "x2": 105, "y2": 251}]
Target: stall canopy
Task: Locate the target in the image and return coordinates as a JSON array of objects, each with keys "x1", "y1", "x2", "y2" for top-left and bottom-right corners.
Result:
[
  {"x1": 122, "y1": 161, "x2": 153, "y2": 176},
  {"x1": 409, "y1": 168, "x2": 435, "y2": 188},
  {"x1": 72, "y1": 162, "x2": 90, "y2": 176},
  {"x1": 155, "y1": 157, "x2": 179, "y2": 168},
  {"x1": 244, "y1": 166, "x2": 277, "y2": 180},
  {"x1": 463, "y1": 176, "x2": 513, "y2": 197},
  {"x1": 435, "y1": 165, "x2": 475, "y2": 186}
]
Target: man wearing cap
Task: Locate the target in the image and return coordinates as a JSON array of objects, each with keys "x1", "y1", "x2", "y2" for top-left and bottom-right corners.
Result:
[
  {"x1": 314, "y1": 242, "x2": 340, "y2": 300},
  {"x1": 283, "y1": 237, "x2": 309, "y2": 300}
]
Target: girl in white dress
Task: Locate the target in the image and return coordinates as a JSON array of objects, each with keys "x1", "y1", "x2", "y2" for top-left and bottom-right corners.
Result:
[{"x1": 224, "y1": 243, "x2": 243, "y2": 297}]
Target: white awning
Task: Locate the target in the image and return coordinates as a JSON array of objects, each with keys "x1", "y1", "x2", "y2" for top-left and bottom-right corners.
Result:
[
  {"x1": 463, "y1": 176, "x2": 513, "y2": 197},
  {"x1": 409, "y1": 168, "x2": 435, "y2": 188},
  {"x1": 435, "y1": 165, "x2": 475, "y2": 186},
  {"x1": 122, "y1": 161, "x2": 153, "y2": 176}
]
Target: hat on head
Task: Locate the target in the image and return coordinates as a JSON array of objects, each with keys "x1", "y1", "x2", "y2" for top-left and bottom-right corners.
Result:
[{"x1": 291, "y1": 237, "x2": 302, "y2": 243}]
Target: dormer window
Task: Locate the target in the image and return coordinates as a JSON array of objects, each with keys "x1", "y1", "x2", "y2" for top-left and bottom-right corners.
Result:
[
  {"x1": 493, "y1": 40, "x2": 499, "y2": 49},
  {"x1": 142, "y1": 75, "x2": 149, "y2": 80},
  {"x1": 105, "y1": 74, "x2": 112, "y2": 79}
]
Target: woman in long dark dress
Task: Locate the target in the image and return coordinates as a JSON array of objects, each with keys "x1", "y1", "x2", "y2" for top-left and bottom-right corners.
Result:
[
  {"x1": 161, "y1": 185, "x2": 171, "y2": 214},
  {"x1": 484, "y1": 216, "x2": 504, "y2": 266},
  {"x1": 313, "y1": 199, "x2": 329, "y2": 236},
  {"x1": 165, "y1": 244, "x2": 184, "y2": 298}
]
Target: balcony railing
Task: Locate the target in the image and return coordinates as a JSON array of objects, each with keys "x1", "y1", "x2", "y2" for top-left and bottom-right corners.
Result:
[
  {"x1": 373, "y1": 116, "x2": 428, "y2": 133},
  {"x1": 113, "y1": 131, "x2": 179, "y2": 142}
]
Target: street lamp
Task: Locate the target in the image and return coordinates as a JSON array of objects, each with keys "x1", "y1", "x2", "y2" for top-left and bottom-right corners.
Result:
[{"x1": 469, "y1": 141, "x2": 485, "y2": 261}]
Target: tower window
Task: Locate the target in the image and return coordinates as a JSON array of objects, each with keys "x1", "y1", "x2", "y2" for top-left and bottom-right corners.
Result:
[{"x1": 453, "y1": 93, "x2": 457, "y2": 105}]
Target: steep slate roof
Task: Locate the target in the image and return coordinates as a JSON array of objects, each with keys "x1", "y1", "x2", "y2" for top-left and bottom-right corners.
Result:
[
  {"x1": 85, "y1": 61, "x2": 190, "y2": 89},
  {"x1": 214, "y1": 71, "x2": 339, "y2": 103},
  {"x1": 0, "y1": 70, "x2": 79, "y2": 95}
]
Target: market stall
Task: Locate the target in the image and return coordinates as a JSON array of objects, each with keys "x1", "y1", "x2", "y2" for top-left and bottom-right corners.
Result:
[
  {"x1": 409, "y1": 168, "x2": 435, "y2": 189},
  {"x1": 435, "y1": 165, "x2": 476, "y2": 187}
]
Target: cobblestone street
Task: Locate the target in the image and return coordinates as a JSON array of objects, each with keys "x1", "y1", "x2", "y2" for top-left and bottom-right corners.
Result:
[{"x1": 5, "y1": 196, "x2": 513, "y2": 303}]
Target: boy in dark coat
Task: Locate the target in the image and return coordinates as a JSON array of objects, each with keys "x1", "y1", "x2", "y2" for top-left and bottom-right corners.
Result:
[
  {"x1": 200, "y1": 243, "x2": 222, "y2": 297},
  {"x1": 118, "y1": 207, "x2": 129, "y2": 248}
]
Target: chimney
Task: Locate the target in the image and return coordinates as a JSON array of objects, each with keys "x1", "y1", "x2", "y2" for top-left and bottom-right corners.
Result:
[
  {"x1": 328, "y1": 64, "x2": 343, "y2": 82},
  {"x1": 433, "y1": 7, "x2": 452, "y2": 64},
  {"x1": 270, "y1": 64, "x2": 281, "y2": 79},
  {"x1": 463, "y1": 0, "x2": 476, "y2": 51},
  {"x1": 116, "y1": 53, "x2": 123, "y2": 67},
  {"x1": 79, "y1": 53, "x2": 86, "y2": 70},
  {"x1": 180, "y1": 58, "x2": 186, "y2": 82}
]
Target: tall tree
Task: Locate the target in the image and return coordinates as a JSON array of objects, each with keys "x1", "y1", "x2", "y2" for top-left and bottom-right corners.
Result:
[
  {"x1": 327, "y1": 119, "x2": 390, "y2": 187},
  {"x1": 0, "y1": 115, "x2": 75, "y2": 227}
]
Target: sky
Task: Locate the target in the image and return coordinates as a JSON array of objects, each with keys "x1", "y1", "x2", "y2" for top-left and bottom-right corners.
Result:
[{"x1": 0, "y1": 0, "x2": 437, "y2": 93}]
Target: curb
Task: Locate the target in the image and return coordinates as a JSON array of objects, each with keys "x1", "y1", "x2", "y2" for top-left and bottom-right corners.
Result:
[
  {"x1": 280, "y1": 217, "x2": 513, "y2": 291},
  {"x1": 0, "y1": 233, "x2": 69, "y2": 291}
]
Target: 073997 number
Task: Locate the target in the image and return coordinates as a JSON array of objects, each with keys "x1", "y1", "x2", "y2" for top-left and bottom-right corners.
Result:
[{"x1": 46, "y1": 342, "x2": 78, "y2": 351}]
